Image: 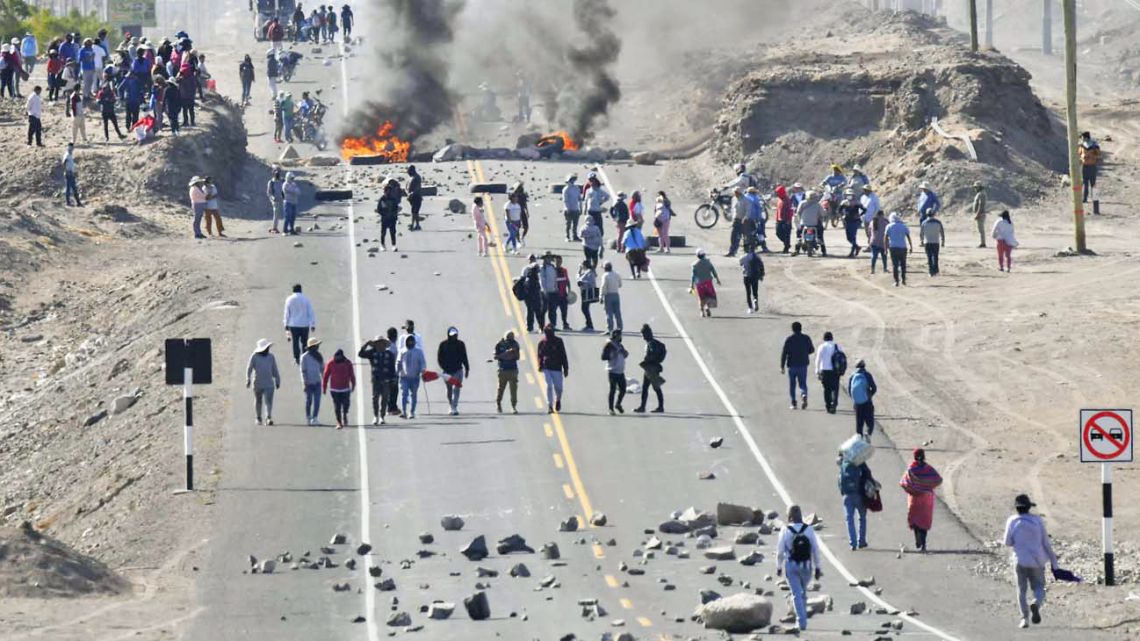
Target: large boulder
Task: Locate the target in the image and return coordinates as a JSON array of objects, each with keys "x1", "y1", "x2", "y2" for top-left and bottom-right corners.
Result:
[
  {"x1": 632, "y1": 151, "x2": 659, "y2": 166},
  {"x1": 516, "y1": 133, "x2": 543, "y2": 149},
  {"x1": 433, "y1": 143, "x2": 467, "y2": 163},
  {"x1": 697, "y1": 593, "x2": 773, "y2": 633},
  {"x1": 716, "y1": 502, "x2": 765, "y2": 526}
]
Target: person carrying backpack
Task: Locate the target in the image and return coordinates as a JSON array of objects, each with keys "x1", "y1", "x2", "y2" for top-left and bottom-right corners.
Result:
[
  {"x1": 838, "y1": 454, "x2": 875, "y2": 550},
  {"x1": 776, "y1": 504, "x2": 822, "y2": 631},
  {"x1": 634, "y1": 324, "x2": 666, "y2": 413},
  {"x1": 848, "y1": 360, "x2": 877, "y2": 438},
  {"x1": 739, "y1": 245, "x2": 765, "y2": 314},
  {"x1": 815, "y1": 331, "x2": 845, "y2": 414}
]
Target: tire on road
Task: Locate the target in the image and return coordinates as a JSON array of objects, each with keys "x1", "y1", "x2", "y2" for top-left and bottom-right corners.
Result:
[
  {"x1": 469, "y1": 183, "x2": 508, "y2": 194},
  {"x1": 315, "y1": 190, "x2": 353, "y2": 201}
]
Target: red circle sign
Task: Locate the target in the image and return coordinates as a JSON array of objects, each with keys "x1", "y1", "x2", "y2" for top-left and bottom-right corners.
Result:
[{"x1": 1082, "y1": 411, "x2": 1131, "y2": 460}]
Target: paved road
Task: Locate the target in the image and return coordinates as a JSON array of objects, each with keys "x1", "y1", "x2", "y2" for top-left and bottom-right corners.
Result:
[{"x1": 185, "y1": 4, "x2": 1110, "y2": 640}]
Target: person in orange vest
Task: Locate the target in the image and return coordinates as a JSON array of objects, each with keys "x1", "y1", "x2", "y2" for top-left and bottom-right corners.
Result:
[{"x1": 1078, "y1": 131, "x2": 1101, "y2": 206}]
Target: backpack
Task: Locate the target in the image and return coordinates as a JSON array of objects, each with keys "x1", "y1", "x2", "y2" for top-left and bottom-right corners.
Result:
[
  {"x1": 611, "y1": 201, "x2": 629, "y2": 225},
  {"x1": 831, "y1": 347, "x2": 848, "y2": 376},
  {"x1": 849, "y1": 370, "x2": 870, "y2": 404},
  {"x1": 646, "y1": 338, "x2": 666, "y2": 365},
  {"x1": 789, "y1": 524, "x2": 813, "y2": 563},
  {"x1": 511, "y1": 276, "x2": 527, "y2": 301}
]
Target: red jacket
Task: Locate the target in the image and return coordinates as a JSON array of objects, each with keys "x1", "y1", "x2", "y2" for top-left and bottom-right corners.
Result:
[{"x1": 322, "y1": 357, "x2": 356, "y2": 392}]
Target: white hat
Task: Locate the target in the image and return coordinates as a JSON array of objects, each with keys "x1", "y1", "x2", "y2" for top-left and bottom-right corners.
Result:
[
  {"x1": 255, "y1": 338, "x2": 273, "y2": 352},
  {"x1": 919, "y1": 181, "x2": 931, "y2": 190},
  {"x1": 447, "y1": 327, "x2": 459, "y2": 336},
  {"x1": 188, "y1": 175, "x2": 205, "y2": 186}
]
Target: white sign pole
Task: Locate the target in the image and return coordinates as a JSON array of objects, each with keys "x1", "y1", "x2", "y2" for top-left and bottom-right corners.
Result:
[
  {"x1": 183, "y1": 366, "x2": 194, "y2": 491},
  {"x1": 1103, "y1": 461, "x2": 1114, "y2": 586}
]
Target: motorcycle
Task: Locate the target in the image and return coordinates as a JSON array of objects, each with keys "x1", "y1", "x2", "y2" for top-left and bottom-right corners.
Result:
[
  {"x1": 796, "y1": 225, "x2": 820, "y2": 257},
  {"x1": 694, "y1": 188, "x2": 734, "y2": 229},
  {"x1": 279, "y1": 50, "x2": 303, "y2": 81},
  {"x1": 292, "y1": 98, "x2": 328, "y2": 150},
  {"x1": 822, "y1": 184, "x2": 843, "y2": 227}
]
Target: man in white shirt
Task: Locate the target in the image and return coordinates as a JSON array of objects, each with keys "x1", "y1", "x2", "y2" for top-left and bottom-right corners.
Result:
[
  {"x1": 1003, "y1": 494, "x2": 1059, "y2": 629},
  {"x1": 776, "y1": 504, "x2": 822, "y2": 631},
  {"x1": 600, "y1": 261, "x2": 622, "y2": 333},
  {"x1": 815, "y1": 331, "x2": 840, "y2": 414},
  {"x1": 397, "y1": 319, "x2": 424, "y2": 357},
  {"x1": 859, "y1": 184, "x2": 879, "y2": 230},
  {"x1": 283, "y1": 284, "x2": 317, "y2": 364},
  {"x1": 25, "y1": 85, "x2": 43, "y2": 147}
]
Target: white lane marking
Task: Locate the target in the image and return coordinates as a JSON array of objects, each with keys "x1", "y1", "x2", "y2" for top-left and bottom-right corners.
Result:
[
  {"x1": 594, "y1": 166, "x2": 963, "y2": 641},
  {"x1": 339, "y1": 44, "x2": 379, "y2": 641}
]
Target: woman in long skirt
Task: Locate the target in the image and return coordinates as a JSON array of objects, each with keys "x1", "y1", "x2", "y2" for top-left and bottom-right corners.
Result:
[
  {"x1": 899, "y1": 448, "x2": 942, "y2": 551},
  {"x1": 689, "y1": 249, "x2": 721, "y2": 317}
]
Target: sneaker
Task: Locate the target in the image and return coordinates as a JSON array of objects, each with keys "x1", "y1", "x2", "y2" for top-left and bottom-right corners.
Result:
[
  {"x1": 266, "y1": 418, "x2": 274, "y2": 426},
  {"x1": 789, "y1": 403, "x2": 797, "y2": 410},
  {"x1": 547, "y1": 406, "x2": 554, "y2": 414},
  {"x1": 633, "y1": 406, "x2": 646, "y2": 413},
  {"x1": 1019, "y1": 619, "x2": 1029, "y2": 629},
  {"x1": 512, "y1": 407, "x2": 518, "y2": 414},
  {"x1": 449, "y1": 409, "x2": 458, "y2": 416},
  {"x1": 336, "y1": 423, "x2": 343, "y2": 430},
  {"x1": 555, "y1": 400, "x2": 561, "y2": 412},
  {"x1": 608, "y1": 409, "x2": 616, "y2": 416},
  {"x1": 800, "y1": 395, "x2": 808, "y2": 410},
  {"x1": 651, "y1": 407, "x2": 664, "y2": 413},
  {"x1": 1030, "y1": 603, "x2": 1040, "y2": 624},
  {"x1": 372, "y1": 416, "x2": 379, "y2": 426},
  {"x1": 496, "y1": 402, "x2": 503, "y2": 413},
  {"x1": 256, "y1": 418, "x2": 263, "y2": 425},
  {"x1": 616, "y1": 404, "x2": 624, "y2": 414},
  {"x1": 378, "y1": 416, "x2": 385, "y2": 425},
  {"x1": 409, "y1": 412, "x2": 416, "y2": 419}
]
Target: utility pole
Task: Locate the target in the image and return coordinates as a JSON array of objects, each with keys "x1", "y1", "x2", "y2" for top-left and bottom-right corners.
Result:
[
  {"x1": 984, "y1": 0, "x2": 993, "y2": 48},
  {"x1": 1062, "y1": 0, "x2": 1086, "y2": 252},
  {"x1": 968, "y1": 0, "x2": 979, "y2": 51},
  {"x1": 1043, "y1": 0, "x2": 1053, "y2": 55}
]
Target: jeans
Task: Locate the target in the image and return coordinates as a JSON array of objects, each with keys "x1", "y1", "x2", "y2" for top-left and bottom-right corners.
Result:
[
  {"x1": 27, "y1": 115, "x2": 42, "y2": 145},
  {"x1": 101, "y1": 109, "x2": 123, "y2": 140},
  {"x1": 525, "y1": 295, "x2": 543, "y2": 332},
  {"x1": 283, "y1": 201, "x2": 298, "y2": 234},
  {"x1": 506, "y1": 220, "x2": 520, "y2": 251},
  {"x1": 584, "y1": 246, "x2": 599, "y2": 269},
  {"x1": 444, "y1": 370, "x2": 463, "y2": 411},
  {"x1": 331, "y1": 390, "x2": 351, "y2": 424},
  {"x1": 855, "y1": 402, "x2": 875, "y2": 436},
  {"x1": 125, "y1": 103, "x2": 140, "y2": 129},
  {"x1": 254, "y1": 387, "x2": 274, "y2": 420},
  {"x1": 581, "y1": 299, "x2": 594, "y2": 329},
  {"x1": 65, "y1": 172, "x2": 81, "y2": 205},
  {"x1": 282, "y1": 115, "x2": 293, "y2": 141},
  {"x1": 544, "y1": 292, "x2": 562, "y2": 327},
  {"x1": 820, "y1": 369, "x2": 839, "y2": 411},
  {"x1": 844, "y1": 493, "x2": 868, "y2": 548},
  {"x1": 497, "y1": 369, "x2": 518, "y2": 409},
  {"x1": 287, "y1": 327, "x2": 309, "y2": 364},
  {"x1": 192, "y1": 202, "x2": 206, "y2": 237},
  {"x1": 371, "y1": 379, "x2": 394, "y2": 418},
  {"x1": 639, "y1": 371, "x2": 663, "y2": 411},
  {"x1": 241, "y1": 78, "x2": 252, "y2": 102},
  {"x1": 400, "y1": 376, "x2": 420, "y2": 415},
  {"x1": 304, "y1": 383, "x2": 321, "y2": 421},
  {"x1": 784, "y1": 561, "x2": 812, "y2": 630},
  {"x1": 845, "y1": 221, "x2": 861, "y2": 253},
  {"x1": 787, "y1": 365, "x2": 807, "y2": 403},
  {"x1": 543, "y1": 369, "x2": 564, "y2": 407},
  {"x1": 604, "y1": 293, "x2": 622, "y2": 332},
  {"x1": 1015, "y1": 565, "x2": 1047, "y2": 619},
  {"x1": 565, "y1": 210, "x2": 580, "y2": 240},
  {"x1": 889, "y1": 247, "x2": 908, "y2": 284},
  {"x1": 727, "y1": 219, "x2": 741, "y2": 255},
  {"x1": 924, "y1": 242, "x2": 940, "y2": 275},
  {"x1": 869, "y1": 245, "x2": 886, "y2": 272},
  {"x1": 743, "y1": 277, "x2": 759, "y2": 310},
  {"x1": 607, "y1": 372, "x2": 626, "y2": 411}
]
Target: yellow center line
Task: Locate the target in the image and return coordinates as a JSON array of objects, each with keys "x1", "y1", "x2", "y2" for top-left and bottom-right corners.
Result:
[
  {"x1": 553, "y1": 453, "x2": 564, "y2": 468},
  {"x1": 525, "y1": 372, "x2": 536, "y2": 385},
  {"x1": 562, "y1": 483, "x2": 574, "y2": 499},
  {"x1": 604, "y1": 575, "x2": 619, "y2": 588},
  {"x1": 533, "y1": 396, "x2": 544, "y2": 409},
  {"x1": 620, "y1": 598, "x2": 633, "y2": 610},
  {"x1": 543, "y1": 423, "x2": 554, "y2": 438},
  {"x1": 637, "y1": 617, "x2": 653, "y2": 628},
  {"x1": 592, "y1": 544, "x2": 606, "y2": 559}
]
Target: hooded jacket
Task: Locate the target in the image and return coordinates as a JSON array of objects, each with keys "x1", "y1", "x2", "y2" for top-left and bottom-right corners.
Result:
[
  {"x1": 795, "y1": 196, "x2": 823, "y2": 228},
  {"x1": 537, "y1": 333, "x2": 568, "y2": 374},
  {"x1": 437, "y1": 335, "x2": 469, "y2": 374},
  {"x1": 562, "y1": 180, "x2": 582, "y2": 211},
  {"x1": 322, "y1": 353, "x2": 356, "y2": 392},
  {"x1": 358, "y1": 342, "x2": 396, "y2": 381}
]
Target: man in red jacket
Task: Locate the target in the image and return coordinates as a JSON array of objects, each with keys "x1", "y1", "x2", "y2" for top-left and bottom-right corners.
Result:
[{"x1": 537, "y1": 324, "x2": 568, "y2": 414}]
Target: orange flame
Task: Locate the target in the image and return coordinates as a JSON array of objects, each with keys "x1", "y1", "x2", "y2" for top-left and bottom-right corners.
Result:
[
  {"x1": 537, "y1": 131, "x2": 580, "y2": 152},
  {"x1": 340, "y1": 121, "x2": 412, "y2": 163}
]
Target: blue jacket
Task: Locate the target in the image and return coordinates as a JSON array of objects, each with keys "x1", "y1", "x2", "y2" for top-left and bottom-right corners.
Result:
[
  {"x1": 117, "y1": 75, "x2": 142, "y2": 105},
  {"x1": 917, "y1": 190, "x2": 941, "y2": 217},
  {"x1": 20, "y1": 36, "x2": 37, "y2": 58},
  {"x1": 839, "y1": 460, "x2": 870, "y2": 498},
  {"x1": 59, "y1": 41, "x2": 77, "y2": 61},
  {"x1": 744, "y1": 192, "x2": 764, "y2": 222},
  {"x1": 79, "y1": 46, "x2": 96, "y2": 72}
]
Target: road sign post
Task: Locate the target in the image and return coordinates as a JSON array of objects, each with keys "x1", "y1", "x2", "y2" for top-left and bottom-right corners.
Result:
[
  {"x1": 1080, "y1": 409, "x2": 1133, "y2": 586},
  {"x1": 166, "y1": 339, "x2": 213, "y2": 493}
]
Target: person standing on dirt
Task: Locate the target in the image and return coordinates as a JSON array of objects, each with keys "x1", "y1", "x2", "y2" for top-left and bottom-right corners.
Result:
[
  {"x1": 815, "y1": 331, "x2": 843, "y2": 414},
  {"x1": 341, "y1": 5, "x2": 355, "y2": 41},
  {"x1": 562, "y1": 173, "x2": 583, "y2": 241},
  {"x1": 601, "y1": 261, "x2": 622, "y2": 333},
  {"x1": 602, "y1": 329, "x2": 627, "y2": 415},
  {"x1": 61, "y1": 142, "x2": 82, "y2": 206},
  {"x1": 321, "y1": 348, "x2": 355, "y2": 429},
  {"x1": 689, "y1": 249, "x2": 721, "y2": 317},
  {"x1": 520, "y1": 254, "x2": 544, "y2": 332},
  {"x1": 848, "y1": 360, "x2": 877, "y2": 438},
  {"x1": 511, "y1": 182, "x2": 531, "y2": 243},
  {"x1": 283, "y1": 284, "x2": 317, "y2": 364},
  {"x1": 238, "y1": 54, "x2": 255, "y2": 105},
  {"x1": 66, "y1": 85, "x2": 87, "y2": 144},
  {"x1": 634, "y1": 324, "x2": 666, "y2": 413},
  {"x1": 900, "y1": 448, "x2": 942, "y2": 552},
  {"x1": 472, "y1": 196, "x2": 489, "y2": 256},
  {"x1": 577, "y1": 259, "x2": 598, "y2": 332},
  {"x1": 117, "y1": 72, "x2": 143, "y2": 129},
  {"x1": 774, "y1": 184, "x2": 795, "y2": 253},
  {"x1": 1004, "y1": 494, "x2": 1060, "y2": 629},
  {"x1": 282, "y1": 172, "x2": 301, "y2": 235},
  {"x1": 838, "y1": 453, "x2": 874, "y2": 551},
  {"x1": 919, "y1": 210, "x2": 945, "y2": 276},
  {"x1": 246, "y1": 338, "x2": 281, "y2": 426},
  {"x1": 992, "y1": 210, "x2": 1018, "y2": 272},
  {"x1": 163, "y1": 76, "x2": 181, "y2": 136},
  {"x1": 188, "y1": 176, "x2": 208, "y2": 239},
  {"x1": 780, "y1": 321, "x2": 814, "y2": 410},
  {"x1": 724, "y1": 187, "x2": 748, "y2": 257},
  {"x1": 970, "y1": 181, "x2": 987, "y2": 247},
  {"x1": 437, "y1": 327, "x2": 470, "y2": 416},
  {"x1": 406, "y1": 165, "x2": 423, "y2": 231},
  {"x1": 358, "y1": 336, "x2": 395, "y2": 425},
  {"x1": 839, "y1": 188, "x2": 865, "y2": 258},
  {"x1": 580, "y1": 215, "x2": 602, "y2": 269},
  {"x1": 300, "y1": 337, "x2": 324, "y2": 425},
  {"x1": 494, "y1": 330, "x2": 520, "y2": 413},
  {"x1": 740, "y1": 244, "x2": 765, "y2": 314},
  {"x1": 885, "y1": 212, "x2": 913, "y2": 286},
  {"x1": 78, "y1": 38, "x2": 97, "y2": 98},
  {"x1": 95, "y1": 76, "x2": 125, "y2": 142},
  {"x1": 537, "y1": 324, "x2": 569, "y2": 414},
  {"x1": 793, "y1": 190, "x2": 826, "y2": 256},
  {"x1": 583, "y1": 173, "x2": 611, "y2": 233},
  {"x1": 397, "y1": 335, "x2": 425, "y2": 419},
  {"x1": 866, "y1": 209, "x2": 887, "y2": 274},
  {"x1": 917, "y1": 181, "x2": 941, "y2": 223},
  {"x1": 776, "y1": 504, "x2": 822, "y2": 632},
  {"x1": 266, "y1": 167, "x2": 284, "y2": 233},
  {"x1": 1078, "y1": 131, "x2": 1100, "y2": 205},
  {"x1": 202, "y1": 176, "x2": 225, "y2": 238},
  {"x1": 25, "y1": 85, "x2": 42, "y2": 147},
  {"x1": 860, "y1": 184, "x2": 879, "y2": 228}
]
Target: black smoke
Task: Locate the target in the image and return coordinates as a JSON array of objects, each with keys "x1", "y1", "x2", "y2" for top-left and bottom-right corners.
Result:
[
  {"x1": 558, "y1": 0, "x2": 622, "y2": 141},
  {"x1": 340, "y1": 0, "x2": 465, "y2": 144}
]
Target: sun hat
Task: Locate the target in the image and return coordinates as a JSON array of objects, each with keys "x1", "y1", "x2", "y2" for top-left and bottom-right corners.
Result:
[{"x1": 255, "y1": 338, "x2": 272, "y2": 352}]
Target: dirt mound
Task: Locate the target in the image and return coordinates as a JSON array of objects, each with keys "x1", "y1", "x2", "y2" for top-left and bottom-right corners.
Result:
[
  {"x1": 0, "y1": 522, "x2": 129, "y2": 598},
  {"x1": 705, "y1": 10, "x2": 1065, "y2": 213}
]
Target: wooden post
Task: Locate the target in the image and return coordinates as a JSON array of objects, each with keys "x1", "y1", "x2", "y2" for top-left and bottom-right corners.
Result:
[
  {"x1": 1043, "y1": 0, "x2": 1053, "y2": 55},
  {"x1": 984, "y1": 0, "x2": 993, "y2": 48},
  {"x1": 1062, "y1": 0, "x2": 1086, "y2": 252},
  {"x1": 968, "y1": 0, "x2": 979, "y2": 52}
]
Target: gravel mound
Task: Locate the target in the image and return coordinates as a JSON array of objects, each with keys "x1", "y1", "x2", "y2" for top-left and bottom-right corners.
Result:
[{"x1": 0, "y1": 522, "x2": 129, "y2": 598}]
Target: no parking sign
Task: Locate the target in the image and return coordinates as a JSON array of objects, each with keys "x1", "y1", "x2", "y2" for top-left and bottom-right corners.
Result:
[{"x1": 1080, "y1": 409, "x2": 1133, "y2": 463}]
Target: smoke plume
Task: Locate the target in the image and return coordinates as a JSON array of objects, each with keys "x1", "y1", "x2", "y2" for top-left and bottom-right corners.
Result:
[
  {"x1": 557, "y1": 0, "x2": 623, "y2": 141},
  {"x1": 340, "y1": 0, "x2": 465, "y2": 144}
]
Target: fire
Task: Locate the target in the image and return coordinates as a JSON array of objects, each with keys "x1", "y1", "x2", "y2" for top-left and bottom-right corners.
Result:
[
  {"x1": 340, "y1": 121, "x2": 412, "y2": 162},
  {"x1": 537, "y1": 131, "x2": 580, "y2": 152}
]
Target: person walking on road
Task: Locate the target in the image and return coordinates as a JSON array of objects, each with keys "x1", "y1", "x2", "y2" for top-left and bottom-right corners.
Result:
[
  {"x1": 555, "y1": 256, "x2": 572, "y2": 331},
  {"x1": 602, "y1": 330, "x2": 627, "y2": 415},
  {"x1": 900, "y1": 448, "x2": 942, "y2": 552},
  {"x1": 725, "y1": 187, "x2": 747, "y2": 257},
  {"x1": 867, "y1": 208, "x2": 887, "y2": 274},
  {"x1": 776, "y1": 504, "x2": 822, "y2": 632},
  {"x1": 848, "y1": 360, "x2": 877, "y2": 438},
  {"x1": 838, "y1": 455, "x2": 874, "y2": 550},
  {"x1": 920, "y1": 210, "x2": 945, "y2": 276},
  {"x1": 300, "y1": 337, "x2": 324, "y2": 425},
  {"x1": 972, "y1": 181, "x2": 987, "y2": 247},
  {"x1": 406, "y1": 165, "x2": 423, "y2": 231},
  {"x1": 740, "y1": 244, "x2": 765, "y2": 314},
  {"x1": 384, "y1": 327, "x2": 402, "y2": 417},
  {"x1": 437, "y1": 327, "x2": 470, "y2": 416},
  {"x1": 283, "y1": 172, "x2": 301, "y2": 235},
  {"x1": 505, "y1": 192, "x2": 523, "y2": 254},
  {"x1": 884, "y1": 212, "x2": 913, "y2": 287},
  {"x1": 266, "y1": 167, "x2": 284, "y2": 233},
  {"x1": 472, "y1": 196, "x2": 490, "y2": 256},
  {"x1": 992, "y1": 210, "x2": 1018, "y2": 273},
  {"x1": 689, "y1": 249, "x2": 721, "y2": 318},
  {"x1": 622, "y1": 224, "x2": 648, "y2": 279},
  {"x1": 1004, "y1": 494, "x2": 1060, "y2": 629},
  {"x1": 601, "y1": 261, "x2": 622, "y2": 333},
  {"x1": 840, "y1": 188, "x2": 865, "y2": 257},
  {"x1": 397, "y1": 335, "x2": 426, "y2": 419},
  {"x1": 520, "y1": 255, "x2": 544, "y2": 332},
  {"x1": 780, "y1": 322, "x2": 814, "y2": 410},
  {"x1": 377, "y1": 178, "x2": 400, "y2": 251},
  {"x1": 611, "y1": 191, "x2": 630, "y2": 247},
  {"x1": 238, "y1": 53, "x2": 255, "y2": 104},
  {"x1": 577, "y1": 260, "x2": 598, "y2": 332},
  {"x1": 815, "y1": 331, "x2": 844, "y2": 414},
  {"x1": 494, "y1": 330, "x2": 520, "y2": 413},
  {"x1": 634, "y1": 324, "x2": 666, "y2": 413},
  {"x1": 580, "y1": 215, "x2": 602, "y2": 269},
  {"x1": 188, "y1": 175, "x2": 208, "y2": 239},
  {"x1": 582, "y1": 173, "x2": 611, "y2": 233},
  {"x1": 774, "y1": 184, "x2": 795, "y2": 253},
  {"x1": 537, "y1": 324, "x2": 569, "y2": 413},
  {"x1": 1078, "y1": 131, "x2": 1100, "y2": 205},
  {"x1": 322, "y1": 348, "x2": 355, "y2": 429},
  {"x1": 511, "y1": 182, "x2": 531, "y2": 243},
  {"x1": 62, "y1": 142, "x2": 83, "y2": 206},
  {"x1": 359, "y1": 336, "x2": 396, "y2": 425},
  {"x1": 283, "y1": 284, "x2": 317, "y2": 364},
  {"x1": 246, "y1": 338, "x2": 281, "y2": 425},
  {"x1": 563, "y1": 173, "x2": 582, "y2": 241}
]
